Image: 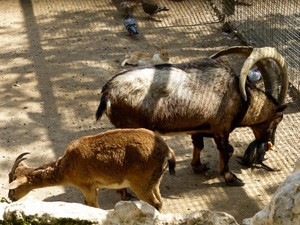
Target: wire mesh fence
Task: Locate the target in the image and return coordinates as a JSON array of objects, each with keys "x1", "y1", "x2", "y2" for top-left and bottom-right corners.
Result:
[{"x1": 209, "y1": 0, "x2": 300, "y2": 93}]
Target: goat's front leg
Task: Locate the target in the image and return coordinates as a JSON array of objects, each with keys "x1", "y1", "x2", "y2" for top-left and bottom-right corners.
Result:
[
  {"x1": 214, "y1": 135, "x2": 244, "y2": 186},
  {"x1": 81, "y1": 185, "x2": 99, "y2": 208},
  {"x1": 191, "y1": 133, "x2": 209, "y2": 173}
]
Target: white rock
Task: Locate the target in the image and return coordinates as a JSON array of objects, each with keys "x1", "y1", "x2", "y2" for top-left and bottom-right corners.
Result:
[
  {"x1": 3, "y1": 199, "x2": 108, "y2": 224},
  {"x1": 109, "y1": 201, "x2": 239, "y2": 225},
  {"x1": 0, "y1": 202, "x2": 9, "y2": 222},
  {"x1": 107, "y1": 200, "x2": 158, "y2": 225},
  {"x1": 243, "y1": 158, "x2": 300, "y2": 225},
  {"x1": 157, "y1": 210, "x2": 239, "y2": 225},
  {"x1": 2, "y1": 199, "x2": 239, "y2": 225}
]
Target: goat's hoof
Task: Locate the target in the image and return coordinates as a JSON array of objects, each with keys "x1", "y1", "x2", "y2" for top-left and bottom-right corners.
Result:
[
  {"x1": 257, "y1": 162, "x2": 280, "y2": 172},
  {"x1": 192, "y1": 163, "x2": 209, "y2": 174},
  {"x1": 236, "y1": 156, "x2": 252, "y2": 167},
  {"x1": 154, "y1": 202, "x2": 163, "y2": 211},
  {"x1": 224, "y1": 173, "x2": 245, "y2": 186}
]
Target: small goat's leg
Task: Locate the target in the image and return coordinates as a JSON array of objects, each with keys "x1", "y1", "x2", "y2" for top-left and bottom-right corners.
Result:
[
  {"x1": 191, "y1": 133, "x2": 209, "y2": 173},
  {"x1": 81, "y1": 186, "x2": 99, "y2": 208},
  {"x1": 153, "y1": 182, "x2": 162, "y2": 203},
  {"x1": 144, "y1": 192, "x2": 162, "y2": 211},
  {"x1": 214, "y1": 135, "x2": 244, "y2": 186}
]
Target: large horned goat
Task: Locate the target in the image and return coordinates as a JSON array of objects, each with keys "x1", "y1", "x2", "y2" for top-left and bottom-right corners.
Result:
[
  {"x1": 7, "y1": 128, "x2": 176, "y2": 210},
  {"x1": 95, "y1": 46, "x2": 288, "y2": 186}
]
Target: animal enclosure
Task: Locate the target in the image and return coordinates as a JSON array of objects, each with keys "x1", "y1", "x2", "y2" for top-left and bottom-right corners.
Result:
[
  {"x1": 210, "y1": 0, "x2": 300, "y2": 91},
  {"x1": 0, "y1": 0, "x2": 299, "y2": 224}
]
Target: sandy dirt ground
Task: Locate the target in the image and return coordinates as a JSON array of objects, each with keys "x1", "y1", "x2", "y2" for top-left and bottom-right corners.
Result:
[{"x1": 0, "y1": 0, "x2": 299, "y2": 224}]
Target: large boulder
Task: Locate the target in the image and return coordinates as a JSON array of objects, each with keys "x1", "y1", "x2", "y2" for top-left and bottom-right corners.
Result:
[
  {"x1": 243, "y1": 158, "x2": 300, "y2": 225},
  {"x1": 3, "y1": 199, "x2": 108, "y2": 224},
  {"x1": 2, "y1": 199, "x2": 239, "y2": 225},
  {"x1": 0, "y1": 202, "x2": 9, "y2": 223},
  {"x1": 111, "y1": 201, "x2": 239, "y2": 225}
]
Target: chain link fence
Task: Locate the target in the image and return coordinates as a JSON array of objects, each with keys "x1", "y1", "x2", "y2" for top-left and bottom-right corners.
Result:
[{"x1": 209, "y1": 0, "x2": 300, "y2": 93}]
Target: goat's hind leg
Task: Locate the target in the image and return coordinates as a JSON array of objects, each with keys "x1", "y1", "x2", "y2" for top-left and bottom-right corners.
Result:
[
  {"x1": 153, "y1": 178, "x2": 163, "y2": 203},
  {"x1": 191, "y1": 133, "x2": 209, "y2": 173},
  {"x1": 214, "y1": 135, "x2": 244, "y2": 186},
  {"x1": 130, "y1": 182, "x2": 162, "y2": 211},
  {"x1": 129, "y1": 167, "x2": 164, "y2": 211}
]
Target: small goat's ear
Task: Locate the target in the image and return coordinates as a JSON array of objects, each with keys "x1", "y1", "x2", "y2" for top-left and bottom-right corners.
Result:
[
  {"x1": 5, "y1": 177, "x2": 28, "y2": 189},
  {"x1": 18, "y1": 161, "x2": 28, "y2": 167}
]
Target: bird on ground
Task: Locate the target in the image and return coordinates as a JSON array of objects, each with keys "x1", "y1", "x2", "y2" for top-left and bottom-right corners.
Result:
[
  {"x1": 141, "y1": 0, "x2": 169, "y2": 19},
  {"x1": 120, "y1": 1, "x2": 137, "y2": 17},
  {"x1": 124, "y1": 14, "x2": 139, "y2": 36}
]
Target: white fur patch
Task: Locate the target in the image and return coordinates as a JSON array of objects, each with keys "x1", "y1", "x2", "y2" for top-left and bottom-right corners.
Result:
[
  {"x1": 114, "y1": 67, "x2": 192, "y2": 106},
  {"x1": 98, "y1": 179, "x2": 130, "y2": 189}
]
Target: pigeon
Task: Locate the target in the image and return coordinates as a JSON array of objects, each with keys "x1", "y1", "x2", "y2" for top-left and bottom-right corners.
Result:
[
  {"x1": 141, "y1": 0, "x2": 169, "y2": 19},
  {"x1": 247, "y1": 68, "x2": 262, "y2": 83},
  {"x1": 124, "y1": 14, "x2": 139, "y2": 35},
  {"x1": 120, "y1": 1, "x2": 137, "y2": 17}
]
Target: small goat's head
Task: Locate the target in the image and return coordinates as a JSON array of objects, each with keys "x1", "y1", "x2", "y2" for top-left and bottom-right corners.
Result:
[{"x1": 7, "y1": 152, "x2": 32, "y2": 201}]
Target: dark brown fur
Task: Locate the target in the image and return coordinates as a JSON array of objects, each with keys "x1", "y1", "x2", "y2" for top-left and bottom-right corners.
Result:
[{"x1": 96, "y1": 54, "x2": 287, "y2": 186}]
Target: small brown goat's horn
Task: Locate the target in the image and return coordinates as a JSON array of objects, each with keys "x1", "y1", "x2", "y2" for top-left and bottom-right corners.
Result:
[
  {"x1": 9, "y1": 152, "x2": 30, "y2": 182},
  {"x1": 240, "y1": 47, "x2": 288, "y2": 104},
  {"x1": 209, "y1": 46, "x2": 254, "y2": 59}
]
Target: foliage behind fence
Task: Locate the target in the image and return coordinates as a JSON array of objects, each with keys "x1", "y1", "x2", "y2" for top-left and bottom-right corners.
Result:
[{"x1": 209, "y1": 0, "x2": 300, "y2": 92}]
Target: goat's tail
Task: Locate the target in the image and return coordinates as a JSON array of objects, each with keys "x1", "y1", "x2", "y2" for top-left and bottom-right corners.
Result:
[
  {"x1": 95, "y1": 94, "x2": 107, "y2": 121},
  {"x1": 167, "y1": 148, "x2": 176, "y2": 175}
]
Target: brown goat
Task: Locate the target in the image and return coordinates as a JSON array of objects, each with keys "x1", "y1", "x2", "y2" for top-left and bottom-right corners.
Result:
[{"x1": 7, "y1": 128, "x2": 176, "y2": 211}]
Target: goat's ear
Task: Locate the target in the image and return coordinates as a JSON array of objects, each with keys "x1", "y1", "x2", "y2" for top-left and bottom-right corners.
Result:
[
  {"x1": 5, "y1": 177, "x2": 27, "y2": 189},
  {"x1": 276, "y1": 104, "x2": 288, "y2": 112},
  {"x1": 19, "y1": 161, "x2": 29, "y2": 167}
]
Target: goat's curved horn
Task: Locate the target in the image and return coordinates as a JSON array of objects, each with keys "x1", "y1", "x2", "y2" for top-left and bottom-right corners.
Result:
[
  {"x1": 9, "y1": 152, "x2": 30, "y2": 181},
  {"x1": 239, "y1": 47, "x2": 288, "y2": 104},
  {"x1": 15, "y1": 152, "x2": 30, "y2": 162},
  {"x1": 209, "y1": 46, "x2": 254, "y2": 59},
  {"x1": 255, "y1": 59, "x2": 279, "y2": 99}
]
